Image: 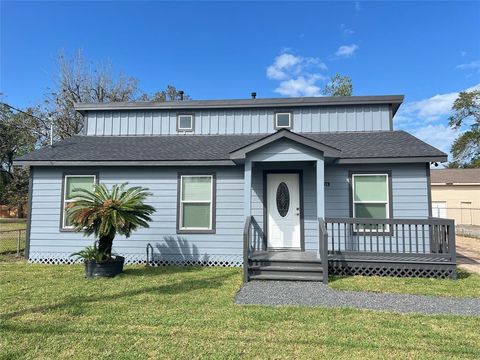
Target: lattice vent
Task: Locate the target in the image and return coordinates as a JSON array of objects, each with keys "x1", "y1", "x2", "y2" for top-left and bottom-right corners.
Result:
[
  {"x1": 28, "y1": 252, "x2": 243, "y2": 268},
  {"x1": 329, "y1": 264, "x2": 455, "y2": 279}
]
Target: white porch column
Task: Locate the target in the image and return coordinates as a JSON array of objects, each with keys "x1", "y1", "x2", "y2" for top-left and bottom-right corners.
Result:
[
  {"x1": 316, "y1": 158, "x2": 325, "y2": 219},
  {"x1": 244, "y1": 159, "x2": 252, "y2": 218}
]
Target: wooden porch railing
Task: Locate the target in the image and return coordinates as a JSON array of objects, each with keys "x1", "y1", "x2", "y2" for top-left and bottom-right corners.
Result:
[
  {"x1": 243, "y1": 216, "x2": 266, "y2": 282},
  {"x1": 318, "y1": 217, "x2": 329, "y2": 284},
  {"x1": 325, "y1": 217, "x2": 456, "y2": 261}
]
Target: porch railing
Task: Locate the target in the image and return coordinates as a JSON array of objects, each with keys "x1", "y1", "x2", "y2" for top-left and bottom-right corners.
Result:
[
  {"x1": 243, "y1": 216, "x2": 266, "y2": 282},
  {"x1": 318, "y1": 217, "x2": 329, "y2": 284},
  {"x1": 325, "y1": 217, "x2": 456, "y2": 261}
]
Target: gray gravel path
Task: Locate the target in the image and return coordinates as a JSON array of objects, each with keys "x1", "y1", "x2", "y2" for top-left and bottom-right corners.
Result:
[{"x1": 236, "y1": 281, "x2": 480, "y2": 316}]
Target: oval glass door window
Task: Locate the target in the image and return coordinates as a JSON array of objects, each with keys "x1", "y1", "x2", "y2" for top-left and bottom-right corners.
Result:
[{"x1": 276, "y1": 182, "x2": 290, "y2": 217}]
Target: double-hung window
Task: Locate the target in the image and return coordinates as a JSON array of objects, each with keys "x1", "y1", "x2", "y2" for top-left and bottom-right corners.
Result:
[
  {"x1": 178, "y1": 175, "x2": 215, "y2": 232},
  {"x1": 62, "y1": 175, "x2": 96, "y2": 229},
  {"x1": 352, "y1": 173, "x2": 390, "y2": 231}
]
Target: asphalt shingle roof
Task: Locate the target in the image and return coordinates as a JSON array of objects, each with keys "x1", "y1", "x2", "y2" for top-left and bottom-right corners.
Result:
[
  {"x1": 16, "y1": 130, "x2": 446, "y2": 163},
  {"x1": 431, "y1": 169, "x2": 480, "y2": 184}
]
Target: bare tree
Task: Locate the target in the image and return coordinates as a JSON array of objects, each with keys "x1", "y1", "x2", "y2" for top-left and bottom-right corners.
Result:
[{"x1": 43, "y1": 51, "x2": 140, "y2": 139}]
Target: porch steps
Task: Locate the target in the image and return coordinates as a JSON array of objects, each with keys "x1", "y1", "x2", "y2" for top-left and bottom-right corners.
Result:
[
  {"x1": 248, "y1": 253, "x2": 325, "y2": 281},
  {"x1": 249, "y1": 274, "x2": 324, "y2": 281}
]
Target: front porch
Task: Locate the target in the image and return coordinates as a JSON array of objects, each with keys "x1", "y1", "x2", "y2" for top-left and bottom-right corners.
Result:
[
  {"x1": 243, "y1": 216, "x2": 457, "y2": 283},
  {"x1": 236, "y1": 130, "x2": 457, "y2": 283}
]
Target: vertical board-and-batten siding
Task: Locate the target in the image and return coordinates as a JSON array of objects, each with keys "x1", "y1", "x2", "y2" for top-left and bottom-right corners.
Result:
[
  {"x1": 28, "y1": 166, "x2": 245, "y2": 265},
  {"x1": 85, "y1": 104, "x2": 391, "y2": 136}
]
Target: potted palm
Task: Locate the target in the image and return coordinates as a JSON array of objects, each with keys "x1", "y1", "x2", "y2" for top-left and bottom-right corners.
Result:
[{"x1": 69, "y1": 183, "x2": 155, "y2": 278}]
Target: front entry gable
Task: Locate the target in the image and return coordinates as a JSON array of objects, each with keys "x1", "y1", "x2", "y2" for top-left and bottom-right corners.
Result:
[{"x1": 229, "y1": 129, "x2": 341, "y2": 161}]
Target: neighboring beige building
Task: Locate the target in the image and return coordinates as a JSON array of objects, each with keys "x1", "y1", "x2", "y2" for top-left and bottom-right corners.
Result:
[{"x1": 431, "y1": 169, "x2": 480, "y2": 225}]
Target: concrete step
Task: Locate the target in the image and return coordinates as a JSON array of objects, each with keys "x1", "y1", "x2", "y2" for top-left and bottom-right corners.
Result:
[{"x1": 249, "y1": 273, "x2": 324, "y2": 282}]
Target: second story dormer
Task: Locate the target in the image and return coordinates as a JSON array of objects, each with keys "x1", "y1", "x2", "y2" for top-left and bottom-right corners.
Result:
[{"x1": 75, "y1": 95, "x2": 404, "y2": 136}]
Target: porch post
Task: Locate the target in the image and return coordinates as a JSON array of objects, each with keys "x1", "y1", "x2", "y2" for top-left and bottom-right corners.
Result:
[
  {"x1": 316, "y1": 159, "x2": 325, "y2": 258},
  {"x1": 316, "y1": 159, "x2": 325, "y2": 219},
  {"x1": 244, "y1": 159, "x2": 252, "y2": 218}
]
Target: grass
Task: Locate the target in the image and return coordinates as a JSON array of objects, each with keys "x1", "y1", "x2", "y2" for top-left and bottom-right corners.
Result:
[
  {"x1": 330, "y1": 270, "x2": 480, "y2": 298},
  {"x1": 1, "y1": 262, "x2": 479, "y2": 359},
  {"x1": 0, "y1": 221, "x2": 26, "y2": 255}
]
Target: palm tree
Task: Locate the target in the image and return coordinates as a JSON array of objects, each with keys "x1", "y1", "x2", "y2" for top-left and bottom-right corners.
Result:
[{"x1": 68, "y1": 183, "x2": 156, "y2": 259}]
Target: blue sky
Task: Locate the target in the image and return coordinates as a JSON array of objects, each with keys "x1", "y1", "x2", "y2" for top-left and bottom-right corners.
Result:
[{"x1": 1, "y1": 1, "x2": 479, "y2": 157}]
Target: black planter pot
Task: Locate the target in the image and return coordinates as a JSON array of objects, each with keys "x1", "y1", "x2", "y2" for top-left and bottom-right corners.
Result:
[{"x1": 84, "y1": 256, "x2": 125, "y2": 278}]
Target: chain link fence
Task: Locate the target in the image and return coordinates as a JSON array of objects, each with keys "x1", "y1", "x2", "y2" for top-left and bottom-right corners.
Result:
[{"x1": 0, "y1": 220, "x2": 27, "y2": 258}]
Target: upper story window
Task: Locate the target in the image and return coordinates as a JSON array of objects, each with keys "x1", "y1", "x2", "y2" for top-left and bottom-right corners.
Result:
[
  {"x1": 62, "y1": 174, "x2": 96, "y2": 230},
  {"x1": 177, "y1": 114, "x2": 194, "y2": 132},
  {"x1": 275, "y1": 112, "x2": 292, "y2": 129}
]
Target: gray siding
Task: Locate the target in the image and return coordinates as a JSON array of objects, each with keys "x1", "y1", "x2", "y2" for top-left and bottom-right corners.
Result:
[
  {"x1": 324, "y1": 163, "x2": 429, "y2": 218},
  {"x1": 85, "y1": 104, "x2": 391, "y2": 136},
  {"x1": 29, "y1": 166, "x2": 245, "y2": 265},
  {"x1": 28, "y1": 161, "x2": 430, "y2": 264},
  {"x1": 324, "y1": 163, "x2": 430, "y2": 252}
]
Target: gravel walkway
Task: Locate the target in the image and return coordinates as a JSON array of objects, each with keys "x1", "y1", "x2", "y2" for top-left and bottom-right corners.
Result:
[{"x1": 236, "y1": 281, "x2": 480, "y2": 316}]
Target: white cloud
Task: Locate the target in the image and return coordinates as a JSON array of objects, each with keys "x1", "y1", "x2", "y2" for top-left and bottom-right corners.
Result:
[
  {"x1": 394, "y1": 83, "x2": 480, "y2": 161},
  {"x1": 354, "y1": 1, "x2": 361, "y2": 13},
  {"x1": 400, "y1": 83, "x2": 480, "y2": 121},
  {"x1": 275, "y1": 75, "x2": 322, "y2": 97},
  {"x1": 456, "y1": 60, "x2": 480, "y2": 70},
  {"x1": 266, "y1": 52, "x2": 327, "y2": 97},
  {"x1": 340, "y1": 24, "x2": 355, "y2": 36},
  {"x1": 412, "y1": 124, "x2": 459, "y2": 156},
  {"x1": 335, "y1": 44, "x2": 359, "y2": 58}
]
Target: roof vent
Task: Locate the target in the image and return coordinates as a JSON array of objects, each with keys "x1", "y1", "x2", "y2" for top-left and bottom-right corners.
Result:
[
  {"x1": 179, "y1": 91, "x2": 184, "y2": 101},
  {"x1": 251, "y1": 92, "x2": 257, "y2": 99}
]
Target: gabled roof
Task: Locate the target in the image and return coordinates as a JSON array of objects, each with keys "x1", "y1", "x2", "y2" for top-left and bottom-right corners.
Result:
[
  {"x1": 431, "y1": 169, "x2": 480, "y2": 185},
  {"x1": 75, "y1": 95, "x2": 405, "y2": 115},
  {"x1": 15, "y1": 130, "x2": 447, "y2": 166},
  {"x1": 229, "y1": 129, "x2": 342, "y2": 160}
]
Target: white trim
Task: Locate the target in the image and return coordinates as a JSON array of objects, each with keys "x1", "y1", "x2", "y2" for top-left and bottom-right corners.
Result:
[
  {"x1": 352, "y1": 174, "x2": 389, "y2": 229},
  {"x1": 179, "y1": 175, "x2": 213, "y2": 230},
  {"x1": 275, "y1": 112, "x2": 292, "y2": 129},
  {"x1": 177, "y1": 114, "x2": 193, "y2": 131},
  {"x1": 62, "y1": 175, "x2": 96, "y2": 229}
]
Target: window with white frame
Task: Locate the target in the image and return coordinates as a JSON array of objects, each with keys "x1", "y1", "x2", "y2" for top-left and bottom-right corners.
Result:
[
  {"x1": 352, "y1": 174, "x2": 390, "y2": 229},
  {"x1": 177, "y1": 114, "x2": 194, "y2": 132},
  {"x1": 179, "y1": 175, "x2": 214, "y2": 231},
  {"x1": 62, "y1": 175, "x2": 96, "y2": 229},
  {"x1": 275, "y1": 112, "x2": 292, "y2": 129}
]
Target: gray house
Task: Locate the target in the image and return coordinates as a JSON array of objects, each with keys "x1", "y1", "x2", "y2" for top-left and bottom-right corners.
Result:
[{"x1": 16, "y1": 95, "x2": 457, "y2": 281}]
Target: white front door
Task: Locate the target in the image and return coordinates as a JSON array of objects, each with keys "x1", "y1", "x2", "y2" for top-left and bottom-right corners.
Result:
[{"x1": 267, "y1": 173, "x2": 301, "y2": 249}]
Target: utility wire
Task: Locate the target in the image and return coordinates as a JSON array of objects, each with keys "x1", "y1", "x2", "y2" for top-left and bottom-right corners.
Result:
[{"x1": 0, "y1": 102, "x2": 47, "y2": 123}]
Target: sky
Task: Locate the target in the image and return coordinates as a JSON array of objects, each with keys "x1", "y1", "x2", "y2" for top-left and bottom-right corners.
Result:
[{"x1": 1, "y1": 1, "x2": 480, "y2": 158}]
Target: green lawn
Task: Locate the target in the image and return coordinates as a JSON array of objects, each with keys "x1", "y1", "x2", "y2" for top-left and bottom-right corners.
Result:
[
  {"x1": 1, "y1": 263, "x2": 479, "y2": 359},
  {"x1": 330, "y1": 270, "x2": 480, "y2": 298}
]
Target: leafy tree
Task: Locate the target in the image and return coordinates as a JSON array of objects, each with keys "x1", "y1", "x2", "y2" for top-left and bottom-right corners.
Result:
[
  {"x1": 0, "y1": 167, "x2": 30, "y2": 217},
  {"x1": 323, "y1": 74, "x2": 353, "y2": 96},
  {"x1": 448, "y1": 90, "x2": 480, "y2": 168},
  {"x1": 68, "y1": 183, "x2": 155, "y2": 258},
  {"x1": 0, "y1": 104, "x2": 37, "y2": 213},
  {"x1": 140, "y1": 85, "x2": 190, "y2": 102},
  {"x1": 0, "y1": 104, "x2": 37, "y2": 177}
]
